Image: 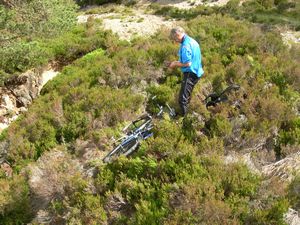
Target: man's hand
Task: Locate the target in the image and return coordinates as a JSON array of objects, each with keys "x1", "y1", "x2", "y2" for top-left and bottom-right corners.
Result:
[
  {"x1": 168, "y1": 61, "x2": 179, "y2": 69},
  {"x1": 168, "y1": 61, "x2": 191, "y2": 69}
]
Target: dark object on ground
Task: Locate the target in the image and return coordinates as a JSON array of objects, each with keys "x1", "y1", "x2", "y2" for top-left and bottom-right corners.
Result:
[{"x1": 205, "y1": 84, "x2": 240, "y2": 108}]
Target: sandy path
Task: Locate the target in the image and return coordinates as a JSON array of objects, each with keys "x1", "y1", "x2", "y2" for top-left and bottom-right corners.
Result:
[
  {"x1": 78, "y1": 11, "x2": 174, "y2": 41},
  {"x1": 77, "y1": 0, "x2": 233, "y2": 40},
  {"x1": 140, "y1": 0, "x2": 231, "y2": 8},
  {"x1": 40, "y1": 69, "x2": 59, "y2": 91}
]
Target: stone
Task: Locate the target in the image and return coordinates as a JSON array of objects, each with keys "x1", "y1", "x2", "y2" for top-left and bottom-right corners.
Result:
[
  {"x1": 0, "y1": 141, "x2": 9, "y2": 164},
  {"x1": 0, "y1": 66, "x2": 58, "y2": 135},
  {"x1": 284, "y1": 208, "x2": 300, "y2": 225},
  {"x1": 262, "y1": 151, "x2": 300, "y2": 182}
]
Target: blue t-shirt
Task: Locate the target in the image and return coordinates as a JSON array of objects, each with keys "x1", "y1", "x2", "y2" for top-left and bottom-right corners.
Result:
[{"x1": 178, "y1": 35, "x2": 204, "y2": 77}]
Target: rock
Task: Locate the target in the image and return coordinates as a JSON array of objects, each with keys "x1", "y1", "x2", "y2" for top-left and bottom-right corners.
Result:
[
  {"x1": 226, "y1": 114, "x2": 247, "y2": 145},
  {"x1": 40, "y1": 69, "x2": 59, "y2": 90},
  {"x1": 140, "y1": 0, "x2": 231, "y2": 8},
  {"x1": 0, "y1": 66, "x2": 59, "y2": 135},
  {"x1": 0, "y1": 88, "x2": 17, "y2": 132},
  {"x1": 284, "y1": 208, "x2": 300, "y2": 225},
  {"x1": 0, "y1": 70, "x2": 42, "y2": 133},
  {"x1": 73, "y1": 139, "x2": 106, "y2": 178},
  {"x1": 98, "y1": 77, "x2": 107, "y2": 86},
  {"x1": 0, "y1": 141, "x2": 9, "y2": 164},
  {"x1": 1, "y1": 93, "x2": 16, "y2": 112},
  {"x1": 262, "y1": 151, "x2": 300, "y2": 182},
  {"x1": 5, "y1": 70, "x2": 42, "y2": 108},
  {"x1": 281, "y1": 31, "x2": 300, "y2": 48},
  {"x1": 0, "y1": 123, "x2": 8, "y2": 132},
  {"x1": 19, "y1": 107, "x2": 27, "y2": 113}
]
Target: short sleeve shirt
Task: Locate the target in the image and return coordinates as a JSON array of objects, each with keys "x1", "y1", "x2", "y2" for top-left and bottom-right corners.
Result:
[{"x1": 178, "y1": 35, "x2": 204, "y2": 77}]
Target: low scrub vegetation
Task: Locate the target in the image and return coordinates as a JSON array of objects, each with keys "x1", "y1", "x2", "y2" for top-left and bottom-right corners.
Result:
[
  {"x1": 0, "y1": 3, "x2": 115, "y2": 83},
  {"x1": 151, "y1": 0, "x2": 300, "y2": 30},
  {"x1": 0, "y1": 4, "x2": 299, "y2": 224}
]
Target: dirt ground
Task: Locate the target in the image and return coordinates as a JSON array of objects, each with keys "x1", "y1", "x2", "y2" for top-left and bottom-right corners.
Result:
[{"x1": 77, "y1": 0, "x2": 231, "y2": 41}]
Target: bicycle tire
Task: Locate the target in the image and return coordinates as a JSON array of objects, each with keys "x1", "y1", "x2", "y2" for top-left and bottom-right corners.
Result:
[
  {"x1": 123, "y1": 139, "x2": 140, "y2": 157},
  {"x1": 103, "y1": 136, "x2": 139, "y2": 163},
  {"x1": 103, "y1": 144, "x2": 124, "y2": 163}
]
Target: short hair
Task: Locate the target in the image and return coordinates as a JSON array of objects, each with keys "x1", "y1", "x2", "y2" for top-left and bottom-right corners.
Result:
[{"x1": 169, "y1": 27, "x2": 185, "y2": 40}]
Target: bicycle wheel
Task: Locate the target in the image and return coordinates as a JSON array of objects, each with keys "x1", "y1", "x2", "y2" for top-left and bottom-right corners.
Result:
[
  {"x1": 103, "y1": 144, "x2": 123, "y2": 163},
  {"x1": 122, "y1": 138, "x2": 140, "y2": 156},
  {"x1": 103, "y1": 136, "x2": 139, "y2": 163}
]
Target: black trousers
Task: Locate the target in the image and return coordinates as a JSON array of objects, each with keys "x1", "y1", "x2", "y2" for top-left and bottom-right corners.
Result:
[{"x1": 179, "y1": 72, "x2": 200, "y2": 116}]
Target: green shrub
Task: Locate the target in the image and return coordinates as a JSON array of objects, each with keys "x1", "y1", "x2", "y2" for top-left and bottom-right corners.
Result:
[
  {"x1": 0, "y1": 41, "x2": 51, "y2": 73},
  {"x1": 247, "y1": 198, "x2": 289, "y2": 225},
  {"x1": 61, "y1": 111, "x2": 89, "y2": 143},
  {"x1": 221, "y1": 163, "x2": 260, "y2": 197},
  {"x1": 279, "y1": 117, "x2": 300, "y2": 146},
  {"x1": 288, "y1": 175, "x2": 300, "y2": 211},
  {"x1": 50, "y1": 174, "x2": 107, "y2": 224},
  {"x1": 146, "y1": 85, "x2": 175, "y2": 114},
  {"x1": 206, "y1": 114, "x2": 233, "y2": 138},
  {"x1": 1, "y1": 0, "x2": 78, "y2": 41},
  {"x1": 151, "y1": 4, "x2": 215, "y2": 20},
  {"x1": 230, "y1": 0, "x2": 300, "y2": 29},
  {"x1": 76, "y1": 0, "x2": 122, "y2": 7},
  {"x1": 0, "y1": 176, "x2": 32, "y2": 224},
  {"x1": 1, "y1": 11, "x2": 299, "y2": 223}
]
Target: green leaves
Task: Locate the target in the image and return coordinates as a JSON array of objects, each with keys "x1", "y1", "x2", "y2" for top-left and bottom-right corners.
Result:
[
  {"x1": 0, "y1": 41, "x2": 51, "y2": 73},
  {"x1": 0, "y1": 0, "x2": 79, "y2": 74}
]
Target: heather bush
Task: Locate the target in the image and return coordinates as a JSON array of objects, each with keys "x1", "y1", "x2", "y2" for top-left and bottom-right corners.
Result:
[
  {"x1": 1, "y1": 9, "x2": 299, "y2": 224},
  {"x1": 50, "y1": 174, "x2": 107, "y2": 224},
  {"x1": 0, "y1": 0, "x2": 78, "y2": 75},
  {"x1": 279, "y1": 117, "x2": 300, "y2": 146},
  {"x1": 0, "y1": 41, "x2": 51, "y2": 74},
  {"x1": 288, "y1": 175, "x2": 300, "y2": 211},
  {"x1": 247, "y1": 198, "x2": 289, "y2": 225},
  {"x1": 0, "y1": 176, "x2": 31, "y2": 224},
  {"x1": 0, "y1": 17, "x2": 114, "y2": 78}
]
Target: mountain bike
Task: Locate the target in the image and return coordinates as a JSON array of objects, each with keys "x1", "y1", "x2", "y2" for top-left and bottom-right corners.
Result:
[{"x1": 102, "y1": 102, "x2": 175, "y2": 163}]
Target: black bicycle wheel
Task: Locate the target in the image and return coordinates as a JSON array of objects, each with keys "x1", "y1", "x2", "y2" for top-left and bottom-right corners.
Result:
[
  {"x1": 103, "y1": 144, "x2": 124, "y2": 163},
  {"x1": 103, "y1": 137, "x2": 139, "y2": 163},
  {"x1": 122, "y1": 138, "x2": 139, "y2": 156}
]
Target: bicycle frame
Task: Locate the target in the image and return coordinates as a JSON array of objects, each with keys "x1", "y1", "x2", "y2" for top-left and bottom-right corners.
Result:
[
  {"x1": 103, "y1": 101, "x2": 176, "y2": 163},
  {"x1": 205, "y1": 84, "x2": 240, "y2": 108}
]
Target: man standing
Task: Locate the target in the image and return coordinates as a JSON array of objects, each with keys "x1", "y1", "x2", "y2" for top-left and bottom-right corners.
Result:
[{"x1": 168, "y1": 27, "x2": 204, "y2": 117}]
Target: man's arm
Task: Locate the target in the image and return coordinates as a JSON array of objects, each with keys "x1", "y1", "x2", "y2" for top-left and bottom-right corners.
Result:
[
  {"x1": 169, "y1": 44, "x2": 192, "y2": 69},
  {"x1": 168, "y1": 61, "x2": 191, "y2": 69}
]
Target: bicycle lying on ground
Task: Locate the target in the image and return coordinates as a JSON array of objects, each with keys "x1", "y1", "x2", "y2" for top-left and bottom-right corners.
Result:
[
  {"x1": 205, "y1": 84, "x2": 241, "y2": 108},
  {"x1": 103, "y1": 102, "x2": 176, "y2": 163}
]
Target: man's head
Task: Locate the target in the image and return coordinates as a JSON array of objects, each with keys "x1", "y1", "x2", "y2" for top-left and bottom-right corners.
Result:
[{"x1": 169, "y1": 27, "x2": 185, "y2": 43}]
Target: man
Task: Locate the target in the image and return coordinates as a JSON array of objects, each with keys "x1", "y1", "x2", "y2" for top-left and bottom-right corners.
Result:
[{"x1": 168, "y1": 27, "x2": 204, "y2": 117}]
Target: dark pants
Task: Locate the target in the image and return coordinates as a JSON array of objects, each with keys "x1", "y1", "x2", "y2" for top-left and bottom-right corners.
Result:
[{"x1": 179, "y1": 72, "x2": 200, "y2": 116}]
